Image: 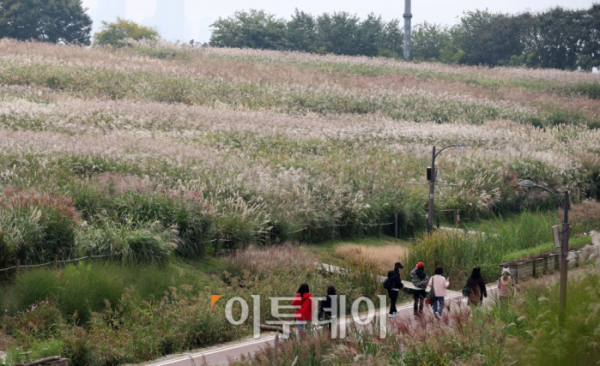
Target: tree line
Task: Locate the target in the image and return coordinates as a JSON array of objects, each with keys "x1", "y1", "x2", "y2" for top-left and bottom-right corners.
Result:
[
  {"x1": 210, "y1": 5, "x2": 600, "y2": 70},
  {"x1": 0, "y1": 1, "x2": 598, "y2": 70}
]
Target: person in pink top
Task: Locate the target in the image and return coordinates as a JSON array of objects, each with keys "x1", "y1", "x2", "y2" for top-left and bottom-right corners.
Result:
[
  {"x1": 497, "y1": 267, "x2": 518, "y2": 302},
  {"x1": 427, "y1": 266, "x2": 450, "y2": 318}
]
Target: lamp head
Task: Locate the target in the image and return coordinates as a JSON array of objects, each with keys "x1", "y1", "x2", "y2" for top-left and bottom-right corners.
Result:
[
  {"x1": 518, "y1": 180, "x2": 537, "y2": 188},
  {"x1": 456, "y1": 142, "x2": 466, "y2": 147}
]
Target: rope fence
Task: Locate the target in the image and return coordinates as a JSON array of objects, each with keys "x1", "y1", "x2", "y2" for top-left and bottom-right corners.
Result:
[
  {"x1": 0, "y1": 252, "x2": 123, "y2": 273},
  {"x1": 0, "y1": 215, "x2": 419, "y2": 273}
]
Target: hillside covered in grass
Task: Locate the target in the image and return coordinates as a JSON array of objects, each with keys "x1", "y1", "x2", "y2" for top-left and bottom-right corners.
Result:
[
  {"x1": 1, "y1": 39, "x2": 599, "y2": 267},
  {"x1": 0, "y1": 39, "x2": 600, "y2": 365}
]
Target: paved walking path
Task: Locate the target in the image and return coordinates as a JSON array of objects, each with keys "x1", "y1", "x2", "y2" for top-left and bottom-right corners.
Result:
[{"x1": 142, "y1": 265, "x2": 486, "y2": 366}]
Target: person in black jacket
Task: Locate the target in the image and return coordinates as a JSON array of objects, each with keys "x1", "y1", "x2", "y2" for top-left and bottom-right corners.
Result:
[
  {"x1": 319, "y1": 285, "x2": 337, "y2": 331},
  {"x1": 387, "y1": 262, "x2": 404, "y2": 318},
  {"x1": 467, "y1": 266, "x2": 487, "y2": 306}
]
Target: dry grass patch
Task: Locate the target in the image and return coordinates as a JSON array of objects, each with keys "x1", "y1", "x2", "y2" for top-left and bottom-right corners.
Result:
[{"x1": 335, "y1": 244, "x2": 409, "y2": 271}]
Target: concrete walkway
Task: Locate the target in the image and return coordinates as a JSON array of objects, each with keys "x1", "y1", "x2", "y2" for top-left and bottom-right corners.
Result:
[{"x1": 142, "y1": 267, "x2": 487, "y2": 366}]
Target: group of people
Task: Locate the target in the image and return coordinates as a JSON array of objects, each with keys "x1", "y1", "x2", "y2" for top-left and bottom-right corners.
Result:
[
  {"x1": 387, "y1": 261, "x2": 450, "y2": 319},
  {"x1": 291, "y1": 262, "x2": 517, "y2": 332},
  {"x1": 387, "y1": 262, "x2": 517, "y2": 319},
  {"x1": 291, "y1": 283, "x2": 337, "y2": 332}
]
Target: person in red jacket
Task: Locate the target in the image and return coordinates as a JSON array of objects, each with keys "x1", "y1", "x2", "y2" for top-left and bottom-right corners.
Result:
[{"x1": 292, "y1": 283, "x2": 313, "y2": 333}]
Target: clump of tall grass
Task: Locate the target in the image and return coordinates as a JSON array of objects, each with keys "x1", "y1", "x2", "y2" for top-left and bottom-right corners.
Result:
[
  {"x1": 70, "y1": 183, "x2": 214, "y2": 258},
  {"x1": 223, "y1": 243, "x2": 316, "y2": 278},
  {"x1": 78, "y1": 220, "x2": 177, "y2": 266},
  {"x1": 403, "y1": 211, "x2": 558, "y2": 285},
  {"x1": 0, "y1": 189, "x2": 80, "y2": 267},
  {"x1": 6, "y1": 259, "x2": 223, "y2": 325},
  {"x1": 335, "y1": 244, "x2": 409, "y2": 272},
  {"x1": 559, "y1": 198, "x2": 600, "y2": 234}
]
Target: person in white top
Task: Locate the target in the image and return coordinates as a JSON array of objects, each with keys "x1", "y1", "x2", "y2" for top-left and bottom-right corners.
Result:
[{"x1": 427, "y1": 266, "x2": 450, "y2": 318}]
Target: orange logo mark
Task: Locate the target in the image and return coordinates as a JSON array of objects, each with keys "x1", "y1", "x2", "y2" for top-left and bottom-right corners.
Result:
[{"x1": 211, "y1": 295, "x2": 224, "y2": 310}]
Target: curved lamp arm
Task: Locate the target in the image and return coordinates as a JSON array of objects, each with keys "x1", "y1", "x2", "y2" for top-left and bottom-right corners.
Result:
[
  {"x1": 434, "y1": 142, "x2": 466, "y2": 159},
  {"x1": 517, "y1": 180, "x2": 564, "y2": 207},
  {"x1": 535, "y1": 185, "x2": 564, "y2": 207}
]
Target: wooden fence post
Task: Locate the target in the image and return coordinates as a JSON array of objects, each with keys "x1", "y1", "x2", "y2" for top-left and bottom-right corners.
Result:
[
  {"x1": 15, "y1": 259, "x2": 19, "y2": 278},
  {"x1": 273, "y1": 332, "x2": 279, "y2": 366},
  {"x1": 54, "y1": 255, "x2": 58, "y2": 269},
  {"x1": 213, "y1": 234, "x2": 220, "y2": 257}
]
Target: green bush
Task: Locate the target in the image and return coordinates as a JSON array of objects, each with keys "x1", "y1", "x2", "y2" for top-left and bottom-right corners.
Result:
[
  {"x1": 404, "y1": 211, "x2": 559, "y2": 287},
  {"x1": 9, "y1": 259, "x2": 218, "y2": 325},
  {"x1": 14, "y1": 262, "x2": 124, "y2": 324},
  {"x1": 94, "y1": 19, "x2": 159, "y2": 47},
  {"x1": 0, "y1": 190, "x2": 80, "y2": 266},
  {"x1": 502, "y1": 235, "x2": 593, "y2": 263},
  {"x1": 122, "y1": 228, "x2": 175, "y2": 266}
]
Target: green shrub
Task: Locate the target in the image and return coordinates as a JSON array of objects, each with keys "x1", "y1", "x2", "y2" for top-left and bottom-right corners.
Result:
[
  {"x1": 122, "y1": 228, "x2": 175, "y2": 265},
  {"x1": 4, "y1": 300, "x2": 63, "y2": 341},
  {"x1": 502, "y1": 235, "x2": 593, "y2": 263},
  {"x1": 14, "y1": 262, "x2": 124, "y2": 324},
  {"x1": 0, "y1": 189, "x2": 80, "y2": 266},
  {"x1": 6, "y1": 339, "x2": 64, "y2": 365},
  {"x1": 404, "y1": 212, "x2": 559, "y2": 287}
]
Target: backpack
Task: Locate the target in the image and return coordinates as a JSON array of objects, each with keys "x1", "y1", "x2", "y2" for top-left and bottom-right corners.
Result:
[
  {"x1": 462, "y1": 275, "x2": 472, "y2": 296},
  {"x1": 383, "y1": 278, "x2": 391, "y2": 290},
  {"x1": 427, "y1": 277, "x2": 436, "y2": 303}
]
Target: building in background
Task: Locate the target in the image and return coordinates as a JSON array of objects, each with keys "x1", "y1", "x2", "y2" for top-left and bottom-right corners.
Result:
[
  {"x1": 92, "y1": 0, "x2": 126, "y2": 34},
  {"x1": 151, "y1": 0, "x2": 186, "y2": 42}
]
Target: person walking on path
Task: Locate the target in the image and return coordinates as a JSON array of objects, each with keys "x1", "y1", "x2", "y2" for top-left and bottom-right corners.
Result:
[
  {"x1": 387, "y1": 262, "x2": 404, "y2": 318},
  {"x1": 319, "y1": 285, "x2": 337, "y2": 331},
  {"x1": 497, "y1": 267, "x2": 517, "y2": 302},
  {"x1": 410, "y1": 262, "x2": 428, "y2": 318},
  {"x1": 292, "y1": 283, "x2": 313, "y2": 334},
  {"x1": 428, "y1": 266, "x2": 449, "y2": 318},
  {"x1": 467, "y1": 266, "x2": 487, "y2": 306}
]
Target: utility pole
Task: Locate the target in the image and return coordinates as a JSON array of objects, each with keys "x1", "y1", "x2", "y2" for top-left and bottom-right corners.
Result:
[
  {"x1": 427, "y1": 143, "x2": 466, "y2": 234},
  {"x1": 559, "y1": 189, "x2": 570, "y2": 326},
  {"x1": 517, "y1": 180, "x2": 570, "y2": 326},
  {"x1": 403, "y1": 0, "x2": 412, "y2": 60},
  {"x1": 428, "y1": 145, "x2": 435, "y2": 234}
]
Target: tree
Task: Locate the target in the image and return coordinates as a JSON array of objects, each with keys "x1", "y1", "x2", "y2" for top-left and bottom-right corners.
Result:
[
  {"x1": 356, "y1": 13, "x2": 384, "y2": 57},
  {"x1": 0, "y1": 0, "x2": 92, "y2": 45},
  {"x1": 315, "y1": 12, "x2": 362, "y2": 55},
  {"x1": 412, "y1": 22, "x2": 452, "y2": 61},
  {"x1": 533, "y1": 7, "x2": 586, "y2": 70},
  {"x1": 378, "y1": 19, "x2": 403, "y2": 55},
  {"x1": 578, "y1": 4, "x2": 600, "y2": 70},
  {"x1": 287, "y1": 9, "x2": 316, "y2": 52},
  {"x1": 210, "y1": 9, "x2": 288, "y2": 50},
  {"x1": 94, "y1": 18, "x2": 159, "y2": 47}
]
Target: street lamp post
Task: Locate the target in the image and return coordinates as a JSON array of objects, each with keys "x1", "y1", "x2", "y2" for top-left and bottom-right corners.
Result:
[
  {"x1": 427, "y1": 143, "x2": 466, "y2": 234},
  {"x1": 518, "y1": 180, "x2": 570, "y2": 325},
  {"x1": 403, "y1": 0, "x2": 412, "y2": 60}
]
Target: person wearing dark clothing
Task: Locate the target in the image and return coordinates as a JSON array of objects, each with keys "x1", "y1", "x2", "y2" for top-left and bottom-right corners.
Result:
[
  {"x1": 467, "y1": 266, "x2": 487, "y2": 306},
  {"x1": 387, "y1": 262, "x2": 404, "y2": 318},
  {"x1": 410, "y1": 262, "x2": 428, "y2": 318},
  {"x1": 319, "y1": 285, "x2": 337, "y2": 331}
]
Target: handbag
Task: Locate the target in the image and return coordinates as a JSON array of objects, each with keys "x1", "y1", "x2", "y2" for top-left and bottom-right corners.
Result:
[
  {"x1": 462, "y1": 275, "x2": 471, "y2": 296},
  {"x1": 427, "y1": 276, "x2": 436, "y2": 303}
]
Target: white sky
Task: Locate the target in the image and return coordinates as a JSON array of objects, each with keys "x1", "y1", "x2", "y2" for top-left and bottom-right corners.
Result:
[{"x1": 82, "y1": 0, "x2": 597, "y2": 43}]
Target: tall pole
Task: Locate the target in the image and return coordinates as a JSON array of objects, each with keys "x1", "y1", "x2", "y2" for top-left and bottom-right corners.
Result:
[
  {"x1": 559, "y1": 190, "x2": 570, "y2": 326},
  {"x1": 403, "y1": 0, "x2": 412, "y2": 60},
  {"x1": 428, "y1": 146, "x2": 435, "y2": 234}
]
